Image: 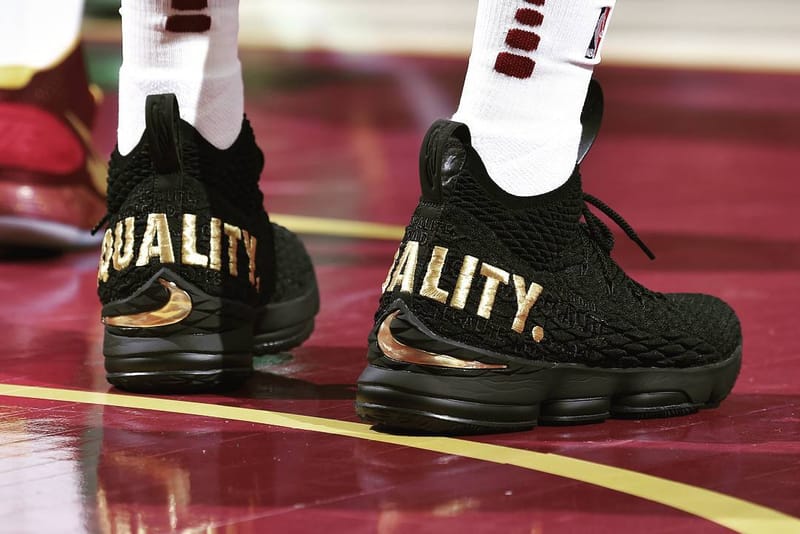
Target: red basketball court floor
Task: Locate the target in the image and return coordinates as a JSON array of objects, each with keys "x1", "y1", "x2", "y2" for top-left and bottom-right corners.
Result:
[{"x1": 0, "y1": 49, "x2": 798, "y2": 533}]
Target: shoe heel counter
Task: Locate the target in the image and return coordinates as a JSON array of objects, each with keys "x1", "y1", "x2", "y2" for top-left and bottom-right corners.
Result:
[
  {"x1": 375, "y1": 197, "x2": 551, "y2": 366},
  {"x1": 96, "y1": 187, "x2": 264, "y2": 308},
  {"x1": 376, "y1": 199, "x2": 447, "y2": 316},
  {"x1": 375, "y1": 120, "x2": 473, "y2": 320},
  {"x1": 367, "y1": 299, "x2": 513, "y2": 370},
  {"x1": 101, "y1": 269, "x2": 254, "y2": 392},
  {"x1": 101, "y1": 268, "x2": 254, "y2": 334},
  {"x1": 98, "y1": 95, "x2": 267, "y2": 307}
]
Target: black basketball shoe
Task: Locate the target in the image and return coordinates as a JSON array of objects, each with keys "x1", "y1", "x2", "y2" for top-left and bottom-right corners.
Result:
[
  {"x1": 97, "y1": 94, "x2": 318, "y2": 392},
  {"x1": 356, "y1": 82, "x2": 742, "y2": 434}
]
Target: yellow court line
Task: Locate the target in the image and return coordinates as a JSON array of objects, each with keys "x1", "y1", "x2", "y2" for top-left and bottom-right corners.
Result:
[
  {"x1": 270, "y1": 213, "x2": 405, "y2": 241},
  {"x1": 0, "y1": 384, "x2": 796, "y2": 534}
]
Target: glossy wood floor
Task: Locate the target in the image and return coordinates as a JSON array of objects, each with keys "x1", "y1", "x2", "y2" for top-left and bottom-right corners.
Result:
[{"x1": 0, "y1": 50, "x2": 799, "y2": 533}]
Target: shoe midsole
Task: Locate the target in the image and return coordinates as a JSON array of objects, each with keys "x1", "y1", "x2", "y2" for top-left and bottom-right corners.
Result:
[
  {"x1": 102, "y1": 269, "x2": 255, "y2": 375},
  {"x1": 105, "y1": 352, "x2": 252, "y2": 374},
  {"x1": 358, "y1": 302, "x2": 742, "y2": 410},
  {"x1": 359, "y1": 343, "x2": 741, "y2": 409}
]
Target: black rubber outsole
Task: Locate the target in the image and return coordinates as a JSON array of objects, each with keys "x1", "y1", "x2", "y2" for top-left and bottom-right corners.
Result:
[
  {"x1": 102, "y1": 269, "x2": 258, "y2": 394},
  {"x1": 105, "y1": 350, "x2": 254, "y2": 393},
  {"x1": 356, "y1": 393, "x2": 711, "y2": 435},
  {"x1": 107, "y1": 368, "x2": 252, "y2": 394},
  {"x1": 106, "y1": 319, "x2": 315, "y2": 392},
  {"x1": 355, "y1": 345, "x2": 742, "y2": 435},
  {"x1": 102, "y1": 264, "x2": 319, "y2": 393}
]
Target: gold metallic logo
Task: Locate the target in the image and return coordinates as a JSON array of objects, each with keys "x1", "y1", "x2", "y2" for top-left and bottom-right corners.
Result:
[
  {"x1": 102, "y1": 278, "x2": 192, "y2": 328},
  {"x1": 381, "y1": 241, "x2": 545, "y2": 340},
  {"x1": 97, "y1": 214, "x2": 260, "y2": 292},
  {"x1": 377, "y1": 312, "x2": 507, "y2": 370}
]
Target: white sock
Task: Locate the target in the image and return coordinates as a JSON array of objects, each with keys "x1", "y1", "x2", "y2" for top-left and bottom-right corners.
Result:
[
  {"x1": 453, "y1": 0, "x2": 616, "y2": 196},
  {"x1": 0, "y1": 0, "x2": 84, "y2": 69},
  {"x1": 118, "y1": 0, "x2": 244, "y2": 154}
]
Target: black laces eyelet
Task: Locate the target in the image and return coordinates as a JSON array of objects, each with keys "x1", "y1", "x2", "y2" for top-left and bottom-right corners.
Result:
[{"x1": 582, "y1": 193, "x2": 655, "y2": 260}]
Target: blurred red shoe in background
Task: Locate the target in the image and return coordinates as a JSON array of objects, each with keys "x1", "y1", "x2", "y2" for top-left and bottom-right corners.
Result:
[{"x1": 0, "y1": 44, "x2": 106, "y2": 250}]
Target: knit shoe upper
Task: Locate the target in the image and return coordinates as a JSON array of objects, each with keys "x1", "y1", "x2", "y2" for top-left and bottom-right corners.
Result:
[
  {"x1": 357, "y1": 87, "x2": 742, "y2": 434},
  {"x1": 97, "y1": 93, "x2": 318, "y2": 391},
  {"x1": 97, "y1": 94, "x2": 274, "y2": 309},
  {"x1": 374, "y1": 120, "x2": 740, "y2": 370}
]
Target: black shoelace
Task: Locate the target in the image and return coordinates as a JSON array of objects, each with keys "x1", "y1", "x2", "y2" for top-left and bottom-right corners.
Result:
[
  {"x1": 582, "y1": 193, "x2": 655, "y2": 260},
  {"x1": 91, "y1": 214, "x2": 110, "y2": 235}
]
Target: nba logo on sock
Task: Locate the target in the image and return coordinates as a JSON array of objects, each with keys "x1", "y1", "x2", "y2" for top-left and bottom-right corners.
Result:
[{"x1": 586, "y1": 7, "x2": 612, "y2": 60}]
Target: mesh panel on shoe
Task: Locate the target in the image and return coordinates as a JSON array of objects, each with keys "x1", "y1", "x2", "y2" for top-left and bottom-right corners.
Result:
[
  {"x1": 99, "y1": 118, "x2": 273, "y2": 307},
  {"x1": 376, "y1": 121, "x2": 742, "y2": 370},
  {"x1": 272, "y1": 224, "x2": 315, "y2": 302}
]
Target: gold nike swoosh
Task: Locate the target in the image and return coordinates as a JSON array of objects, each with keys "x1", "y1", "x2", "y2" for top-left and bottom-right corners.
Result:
[
  {"x1": 377, "y1": 311, "x2": 507, "y2": 370},
  {"x1": 102, "y1": 279, "x2": 192, "y2": 328}
]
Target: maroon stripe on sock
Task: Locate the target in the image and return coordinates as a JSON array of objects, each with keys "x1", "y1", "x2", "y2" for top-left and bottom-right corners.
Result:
[
  {"x1": 524, "y1": 0, "x2": 546, "y2": 5},
  {"x1": 516, "y1": 8, "x2": 544, "y2": 27},
  {"x1": 172, "y1": 0, "x2": 208, "y2": 9},
  {"x1": 505, "y1": 29, "x2": 541, "y2": 51},
  {"x1": 494, "y1": 52, "x2": 536, "y2": 78},
  {"x1": 166, "y1": 14, "x2": 211, "y2": 32}
]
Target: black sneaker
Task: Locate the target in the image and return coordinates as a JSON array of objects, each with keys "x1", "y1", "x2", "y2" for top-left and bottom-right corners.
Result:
[
  {"x1": 97, "y1": 94, "x2": 318, "y2": 392},
  {"x1": 356, "y1": 81, "x2": 742, "y2": 434}
]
